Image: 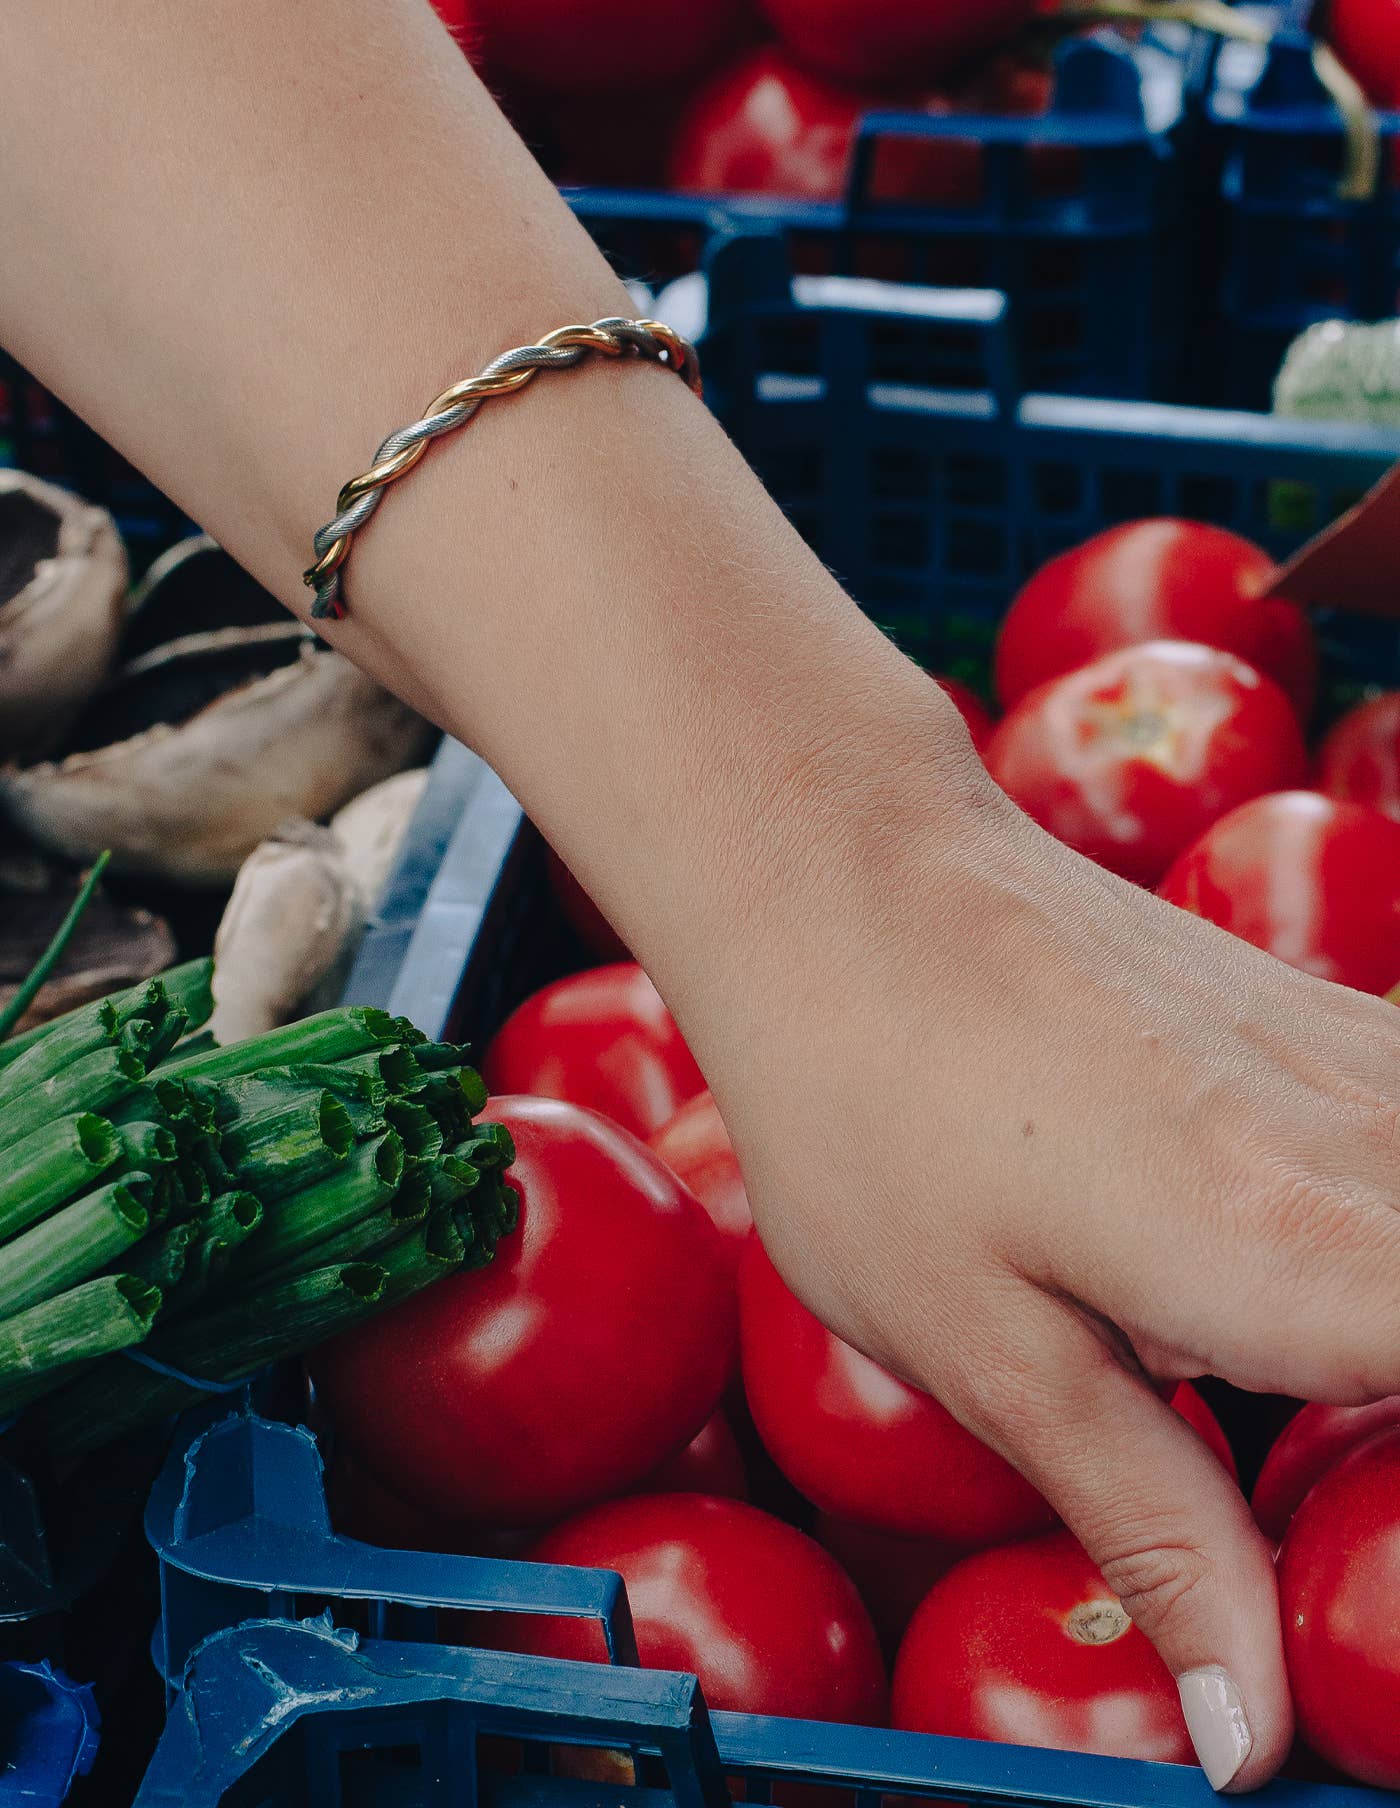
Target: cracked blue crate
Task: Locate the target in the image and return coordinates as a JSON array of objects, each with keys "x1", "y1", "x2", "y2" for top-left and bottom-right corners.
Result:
[{"x1": 0, "y1": 1661, "x2": 98, "y2": 1808}]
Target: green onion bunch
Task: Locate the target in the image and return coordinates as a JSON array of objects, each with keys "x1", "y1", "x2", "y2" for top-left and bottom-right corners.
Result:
[{"x1": 0, "y1": 959, "x2": 515, "y2": 1466}]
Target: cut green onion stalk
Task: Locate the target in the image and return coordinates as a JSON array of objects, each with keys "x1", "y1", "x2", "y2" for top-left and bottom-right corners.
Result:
[
  {"x1": 0, "y1": 1274, "x2": 161, "y2": 1414},
  {"x1": 0, "y1": 955, "x2": 510, "y2": 1459},
  {"x1": 0, "y1": 1176, "x2": 152, "y2": 1320},
  {"x1": 0, "y1": 1114, "x2": 118, "y2": 1243}
]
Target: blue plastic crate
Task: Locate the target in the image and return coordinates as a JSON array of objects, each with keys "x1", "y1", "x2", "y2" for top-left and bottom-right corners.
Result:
[
  {"x1": 135, "y1": 1615, "x2": 1389, "y2": 1808},
  {"x1": 575, "y1": 33, "x2": 1195, "y2": 402},
  {"x1": 0, "y1": 1661, "x2": 99, "y2": 1808},
  {"x1": 1208, "y1": 15, "x2": 1400, "y2": 408},
  {"x1": 698, "y1": 233, "x2": 1400, "y2": 694}
]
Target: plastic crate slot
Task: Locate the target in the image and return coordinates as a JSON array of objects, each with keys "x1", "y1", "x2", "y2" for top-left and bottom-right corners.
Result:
[
  {"x1": 869, "y1": 449, "x2": 931, "y2": 503},
  {"x1": 869, "y1": 513, "x2": 929, "y2": 570},
  {"x1": 1098, "y1": 468, "x2": 1163, "y2": 522},
  {"x1": 1030, "y1": 462, "x2": 1084, "y2": 517}
]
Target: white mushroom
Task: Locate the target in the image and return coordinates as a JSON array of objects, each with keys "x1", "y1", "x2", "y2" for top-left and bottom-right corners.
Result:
[
  {"x1": 0, "y1": 471, "x2": 128, "y2": 760},
  {"x1": 0, "y1": 644, "x2": 433, "y2": 885},
  {"x1": 330, "y1": 767, "x2": 430, "y2": 913},
  {"x1": 207, "y1": 821, "x2": 364, "y2": 1045}
]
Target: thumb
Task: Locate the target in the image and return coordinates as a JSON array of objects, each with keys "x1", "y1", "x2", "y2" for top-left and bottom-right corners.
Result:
[{"x1": 957, "y1": 1296, "x2": 1290, "y2": 1793}]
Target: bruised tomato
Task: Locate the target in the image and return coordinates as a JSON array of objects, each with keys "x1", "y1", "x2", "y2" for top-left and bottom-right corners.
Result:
[
  {"x1": 1317, "y1": 691, "x2": 1400, "y2": 822},
  {"x1": 892, "y1": 1530, "x2": 1193, "y2": 1763},
  {"x1": 1158, "y1": 792, "x2": 1400, "y2": 996},
  {"x1": 739, "y1": 1238, "x2": 1054, "y2": 1546},
  {"x1": 994, "y1": 521, "x2": 1315, "y2": 720},
  {"x1": 647, "y1": 1091, "x2": 752, "y2": 1267},
  {"x1": 985, "y1": 641, "x2": 1308, "y2": 886},
  {"x1": 1279, "y1": 1427, "x2": 1400, "y2": 1787},
  {"x1": 311, "y1": 1097, "x2": 736, "y2": 1527},
  {"x1": 471, "y1": 0, "x2": 749, "y2": 94},
  {"x1": 1253, "y1": 1398, "x2": 1400, "y2": 1541},
  {"x1": 759, "y1": 0, "x2": 1038, "y2": 87},
  {"x1": 936, "y1": 677, "x2": 996, "y2": 752},
  {"x1": 483, "y1": 964, "x2": 704, "y2": 1140},
  {"x1": 499, "y1": 1493, "x2": 888, "y2": 1724}
]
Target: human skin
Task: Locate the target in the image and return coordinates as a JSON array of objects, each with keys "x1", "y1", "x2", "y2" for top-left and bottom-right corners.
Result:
[{"x1": 2, "y1": 3, "x2": 1400, "y2": 1788}]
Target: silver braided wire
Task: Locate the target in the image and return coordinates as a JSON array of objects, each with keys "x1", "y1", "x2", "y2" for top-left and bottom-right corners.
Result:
[{"x1": 309, "y1": 319, "x2": 679, "y2": 618}]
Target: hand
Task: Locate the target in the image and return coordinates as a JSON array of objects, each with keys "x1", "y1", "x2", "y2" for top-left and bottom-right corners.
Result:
[{"x1": 679, "y1": 731, "x2": 1400, "y2": 1792}]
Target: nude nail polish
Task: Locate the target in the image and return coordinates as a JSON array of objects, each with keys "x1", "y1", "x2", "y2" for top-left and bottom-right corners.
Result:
[{"x1": 1178, "y1": 1666, "x2": 1253, "y2": 1791}]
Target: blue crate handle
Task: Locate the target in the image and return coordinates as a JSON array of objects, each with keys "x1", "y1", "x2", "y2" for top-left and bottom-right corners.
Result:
[
  {"x1": 134, "y1": 1618, "x2": 1386, "y2": 1808},
  {"x1": 145, "y1": 1412, "x2": 639, "y2": 1687},
  {"x1": 0, "y1": 1660, "x2": 99, "y2": 1808},
  {"x1": 135, "y1": 1617, "x2": 729, "y2": 1808}
]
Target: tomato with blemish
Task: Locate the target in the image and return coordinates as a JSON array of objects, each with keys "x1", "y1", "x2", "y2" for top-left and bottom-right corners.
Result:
[
  {"x1": 994, "y1": 521, "x2": 1315, "y2": 720},
  {"x1": 892, "y1": 1530, "x2": 1193, "y2": 1763},
  {"x1": 1158, "y1": 791, "x2": 1400, "y2": 996},
  {"x1": 986, "y1": 641, "x2": 1308, "y2": 886}
]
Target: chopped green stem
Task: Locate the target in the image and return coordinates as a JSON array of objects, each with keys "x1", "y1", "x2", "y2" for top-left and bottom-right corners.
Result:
[
  {"x1": 37, "y1": 1259, "x2": 389, "y2": 1463},
  {"x1": 428, "y1": 1153, "x2": 481, "y2": 1211},
  {"x1": 457, "y1": 1122, "x2": 515, "y2": 1171},
  {"x1": 156, "y1": 1007, "x2": 418, "y2": 1084},
  {"x1": 0, "y1": 852, "x2": 112, "y2": 1046},
  {"x1": 0, "y1": 1273, "x2": 160, "y2": 1412},
  {"x1": 123, "y1": 1219, "x2": 198, "y2": 1290},
  {"x1": 0, "y1": 1045, "x2": 145, "y2": 1143},
  {"x1": 170, "y1": 1029, "x2": 218, "y2": 1061},
  {"x1": 228, "y1": 1131, "x2": 404, "y2": 1284},
  {"x1": 174, "y1": 1192, "x2": 263, "y2": 1306},
  {"x1": 332, "y1": 1045, "x2": 424, "y2": 1093},
  {"x1": 155, "y1": 960, "x2": 215, "y2": 1034},
  {"x1": 0, "y1": 968, "x2": 182, "y2": 1078},
  {"x1": 112, "y1": 1121, "x2": 178, "y2": 1176},
  {"x1": 0, "y1": 1113, "x2": 118, "y2": 1243},
  {"x1": 0, "y1": 1176, "x2": 151, "y2": 1318},
  {"x1": 221, "y1": 1092, "x2": 352, "y2": 1198},
  {"x1": 384, "y1": 1097, "x2": 443, "y2": 1160}
]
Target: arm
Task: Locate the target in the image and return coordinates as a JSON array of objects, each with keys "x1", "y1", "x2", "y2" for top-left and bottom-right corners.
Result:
[{"x1": 5, "y1": 5, "x2": 1400, "y2": 1789}]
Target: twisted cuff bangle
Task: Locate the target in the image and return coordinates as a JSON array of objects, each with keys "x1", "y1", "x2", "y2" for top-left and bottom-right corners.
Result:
[{"x1": 304, "y1": 316, "x2": 702, "y2": 620}]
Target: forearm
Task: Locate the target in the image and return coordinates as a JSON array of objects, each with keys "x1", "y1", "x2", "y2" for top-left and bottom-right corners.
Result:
[{"x1": 0, "y1": 0, "x2": 975, "y2": 1038}]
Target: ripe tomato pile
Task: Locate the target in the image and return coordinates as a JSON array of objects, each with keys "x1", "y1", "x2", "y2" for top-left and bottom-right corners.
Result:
[
  {"x1": 314, "y1": 507, "x2": 1400, "y2": 1790},
  {"x1": 429, "y1": 0, "x2": 1067, "y2": 201}
]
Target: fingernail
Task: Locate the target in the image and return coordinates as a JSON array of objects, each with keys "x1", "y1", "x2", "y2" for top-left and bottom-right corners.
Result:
[{"x1": 1178, "y1": 1666, "x2": 1253, "y2": 1791}]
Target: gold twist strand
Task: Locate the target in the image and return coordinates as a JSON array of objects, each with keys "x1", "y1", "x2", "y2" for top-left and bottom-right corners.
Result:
[{"x1": 305, "y1": 317, "x2": 700, "y2": 619}]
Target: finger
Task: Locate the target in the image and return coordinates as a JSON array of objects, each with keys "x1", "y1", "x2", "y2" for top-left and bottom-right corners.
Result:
[{"x1": 954, "y1": 1293, "x2": 1290, "y2": 1794}]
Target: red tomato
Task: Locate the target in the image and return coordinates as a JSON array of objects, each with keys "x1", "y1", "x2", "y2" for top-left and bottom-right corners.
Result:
[
  {"x1": 1253, "y1": 1398, "x2": 1400, "y2": 1541},
  {"x1": 499, "y1": 1493, "x2": 888, "y2": 1725},
  {"x1": 640, "y1": 1408, "x2": 748, "y2": 1500},
  {"x1": 892, "y1": 1530, "x2": 1193, "y2": 1763},
  {"x1": 470, "y1": 0, "x2": 749, "y2": 94},
  {"x1": 544, "y1": 847, "x2": 630, "y2": 961},
  {"x1": 936, "y1": 677, "x2": 995, "y2": 753},
  {"x1": 670, "y1": 49, "x2": 973, "y2": 204},
  {"x1": 311, "y1": 1097, "x2": 736, "y2": 1527},
  {"x1": 985, "y1": 641, "x2": 1308, "y2": 887},
  {"x1": 1157, "y1": 791, "x2": 1400, "y2": 996},
  {"x1": 428, "y1": 0, "x2": 479, "y2": 46},
  {"x1": 739, "y1": 1238, "x2": 1054, "y2": 1546},
  {"x1": 759, "y1": 0, "x2": 1038, "y2": 87},
  {"x1": 1171, "y1": 1382, "x2": 1237, "y2": 1483},
  {"x1": 483, "y1": 964, "x2": 704, "y2": 1140},
  {"x1": 813, "y1": 1514, "x2": 961, "y2": 1656},
  {"x1": 1329, "y1": 0, "x2": 1400, "y2": 104},
  {"x1": 994, "y1": 521, "x2": 1315, "y2": 720},
  {"x1": 1318, "y1": 692, "x2": 1400, "y2": 823},
  {"x1": 1279, "y1": 1426, "x2": 1400, "y2": 1787},
  {"x1": 647, "y1": 1091, "x2": 752, "y2": 1268}
]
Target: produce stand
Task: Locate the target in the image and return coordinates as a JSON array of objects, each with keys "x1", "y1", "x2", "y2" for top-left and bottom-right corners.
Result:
[{"x1": 128, "y1": 262, "x2": 1400, "y2": 1803}]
